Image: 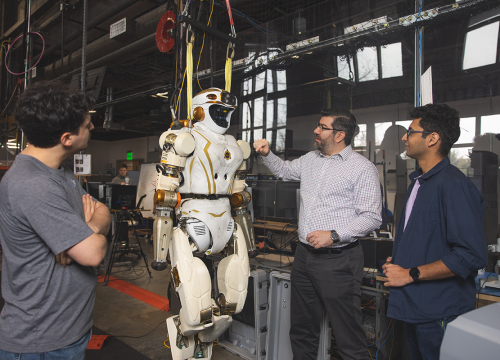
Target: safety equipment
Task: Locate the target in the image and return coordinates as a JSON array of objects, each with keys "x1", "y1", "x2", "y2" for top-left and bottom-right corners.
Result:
[
  {"x1": 156, "y1": 10, "x2": 175, "y2": 54},
  {"x1": 192, "y1": 88, "x2": 237, "y2": 135}
]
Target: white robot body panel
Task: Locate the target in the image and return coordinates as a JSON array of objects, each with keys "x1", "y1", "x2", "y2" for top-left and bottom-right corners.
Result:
[
  {"x1": 179, "y1": 122, "x2": 243, "y2": 195},
  {"x1": 160, "y1": 150, "x2": 187, "y2": 168},
  {"x1": 181, "y1": 198, "x2": 233, "y2": 254},
  {"x1": 156, "y1": 172, "x2": 180, "y2": 192},
  {"x1": 217, "y1": 224, "x2": 250, "y2": 314},
  {"x1": 232, "y1": 179, "x2": 246, "y2": 194},
  {"x1": 170, "y1": 228, "x2": 212, "y2": 326}
]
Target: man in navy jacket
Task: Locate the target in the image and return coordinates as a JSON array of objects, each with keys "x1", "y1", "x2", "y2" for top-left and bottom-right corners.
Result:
[{"x1": 383, "y1": 103, "x2": 488, "y2": 360}]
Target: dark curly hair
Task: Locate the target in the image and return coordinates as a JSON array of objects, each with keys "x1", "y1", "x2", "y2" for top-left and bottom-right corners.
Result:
[
  {"x1": 320, "y1": 108, "x2": 357, "y2": 146},
  {"x1": 14, "y1": 81, "x2": 95, "y2": 148},
  {"x1": 410, "y1": 103, "x2": 460, "y2": 157}
]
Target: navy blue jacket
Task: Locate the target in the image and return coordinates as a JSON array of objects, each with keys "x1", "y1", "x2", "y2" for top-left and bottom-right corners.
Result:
[{"x1": 386, "y1": 157, "x2": 488, "y2": 323}]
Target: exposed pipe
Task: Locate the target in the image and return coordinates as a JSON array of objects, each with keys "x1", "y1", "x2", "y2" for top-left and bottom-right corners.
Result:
[
  {"x1": 53, "y1": 33, "x2": 157, "y2": 83},
  {"x1": 32, "y1": 0, "x2": 139, "y2": 64},
  {"x1": 24, "y1": 0, "x2": 32, "y2": 90},
  {"x1": 43, "y1": 4, "x2": 167, "y2": 79},
  {"x1": 81, "y1": 0, "x2": 87, "y2": 90}
]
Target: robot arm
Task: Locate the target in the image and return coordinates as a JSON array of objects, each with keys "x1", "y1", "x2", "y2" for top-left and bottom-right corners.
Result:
[
  {"x1": 228, "y1": 139, "x2": 258, "y2": 257},
  {"x1": 232, "y1": 140, "x2": 251, "y2": 193},
  {"x1": 152, "y1": 130, "x2": 195, "y2": 271}
]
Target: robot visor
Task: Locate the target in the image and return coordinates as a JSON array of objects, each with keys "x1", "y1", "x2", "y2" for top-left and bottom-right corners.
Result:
[
  {"x1": 209, "y1": 105, "x2": 232, "y2": 128},
  {"x1": 221, "y1": 92, "x2": 236, "y2": 106}
]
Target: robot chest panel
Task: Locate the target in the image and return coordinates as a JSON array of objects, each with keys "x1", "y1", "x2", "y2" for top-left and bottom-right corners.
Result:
[{"x1": 187, "y1": 138, "x2": 243, "y2": 194}]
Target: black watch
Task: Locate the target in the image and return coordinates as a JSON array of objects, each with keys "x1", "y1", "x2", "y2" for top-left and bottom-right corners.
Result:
[
  {"x1": 409, "y1": 267, "x2": 420, "y2": 282},
  {"x1": 330, "y1": 230, "x2": 340, "y2": 243}
]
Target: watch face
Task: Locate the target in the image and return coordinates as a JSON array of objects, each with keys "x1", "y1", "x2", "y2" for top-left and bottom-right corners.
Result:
[{"x1": 410, "y1": 267, "x2": 420, "y2": 279}]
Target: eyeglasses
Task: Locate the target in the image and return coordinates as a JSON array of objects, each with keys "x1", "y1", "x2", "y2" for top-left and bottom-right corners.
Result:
[
  {"x1": 406, "y1": 129, "x2": 433, "y2": 138},
  {"x1": 317, "y1": 122, "x2": 344, "y2": 132},
  {"x1": 406, "y1": 129, "x2": 442, "y2": 142}
]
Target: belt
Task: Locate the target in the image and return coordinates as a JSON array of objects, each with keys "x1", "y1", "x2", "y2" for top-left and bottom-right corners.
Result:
[
  {"x1": 300, "y1": 239, "x2": 359, "y2": 254},
  {"x1": 182, "y1": 193, "x2": 231, "y2": 200}
]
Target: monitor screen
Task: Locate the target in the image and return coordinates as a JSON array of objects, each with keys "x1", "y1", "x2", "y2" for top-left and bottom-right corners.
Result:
[{"x1": 105, "y1": 184, "x2": 137, "y2": 210}]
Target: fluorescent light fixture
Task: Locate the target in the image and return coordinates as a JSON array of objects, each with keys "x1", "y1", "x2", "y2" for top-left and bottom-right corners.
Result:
[{"x1": 89, "y1": 110, "x2": 96, "y2": 113}]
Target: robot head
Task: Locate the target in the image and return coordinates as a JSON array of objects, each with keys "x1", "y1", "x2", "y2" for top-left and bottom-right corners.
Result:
[{"x1": 192, "y1": 88, "x2": 237, "y2": 134}]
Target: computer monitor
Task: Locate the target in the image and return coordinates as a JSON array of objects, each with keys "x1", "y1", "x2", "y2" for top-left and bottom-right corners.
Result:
[
  {"x1": 105, "y1": 184, "x2": 137, "y2": 210},
  {"x1": 85, "y1": 182, "x2": 106, "y2": 202},
  {"x1": 250, "y1": 180, "x2": 300, "y2": 221}
]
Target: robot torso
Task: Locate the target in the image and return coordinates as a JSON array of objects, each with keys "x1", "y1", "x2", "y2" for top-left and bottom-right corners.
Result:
[{"x1": 178, "y1": 122, "x2": 243, "y2": 195}]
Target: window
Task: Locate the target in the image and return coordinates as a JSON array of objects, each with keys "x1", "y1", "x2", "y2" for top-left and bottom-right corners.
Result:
[
  {"x1": 337, "y1": 43, "x2": 403, "y2": 82},
  {"x1": 449, "y1": 147, "x2": 472, "y2": 176},
  {"x1": 456, "y1": 117, "x2": 476, "y2": 144},
  {"x1": 463, "y1": 21, "x2": 499, "y2": 70},
  {"x1": 381, "y1": 43, "x2": 403, "y2": 78},
  {"x1": 240, "y1": 64, "x2": 287, "y2": 151},
  {"x1": 337, "y1": 56, "x2": 355, "y2": 81},
  {"x1": 480, "y1": 114, "x2": 500, "y2": 135},
  {"x1": 357, "y1": 47, "x2": 379, "y2": 82},
  {"x1": 354, "y1": 124, "x2": 367, "y2": 147},
  {"x1": 375, "y1": 122, "x2": 392, "y2": 146}
]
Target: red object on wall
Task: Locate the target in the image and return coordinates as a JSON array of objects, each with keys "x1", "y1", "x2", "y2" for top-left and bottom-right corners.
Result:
[{"x1": 156, "y1": 10, "x2": 175, "y2": 54}]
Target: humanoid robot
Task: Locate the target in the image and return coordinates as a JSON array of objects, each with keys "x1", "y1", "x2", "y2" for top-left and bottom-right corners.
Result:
[{"x1": 151, "y1": 88, "x2": 257, "y2": 359}]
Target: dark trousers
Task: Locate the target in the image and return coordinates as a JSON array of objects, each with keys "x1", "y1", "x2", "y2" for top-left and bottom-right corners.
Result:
[
  {"x1": 290, "y1": 242, "x2": 370, "y2": 360},
  {"x1": 404, "y1": 315, "x2": 458, "y2": 360}
]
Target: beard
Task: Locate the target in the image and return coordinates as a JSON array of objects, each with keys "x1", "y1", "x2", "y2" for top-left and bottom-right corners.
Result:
[{"x1": 314, "y1": 137, "x2": 331, "y2": 155}]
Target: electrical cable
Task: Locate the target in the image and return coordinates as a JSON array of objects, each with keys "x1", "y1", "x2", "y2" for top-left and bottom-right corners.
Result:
[
  {"x1": 214, "y1": 2, "x2": 283, "y2": 36},
  {"x1": 175, "y1": 68, "x2": 187, "y2": 113},
  {"x1": 0, "y1": 82, "x2": 20, "y2": 119},
  {"x1": 196, "y1": 0, "x2": 215, "y2": 91},
  {"x1": 375, "y1": 320, "x2": 397, "y2": 360},
  {"x1": 5, "y1": 32, "x2": 45, "y2": 76},
  {"x1": 186, "y1": 31, "x2": 194, "y2": 121}
]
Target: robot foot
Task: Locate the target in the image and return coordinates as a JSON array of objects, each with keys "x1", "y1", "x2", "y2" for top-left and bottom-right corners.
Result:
[{"x1": 167, "y1": 316, "x2": 213, "y2": 360}]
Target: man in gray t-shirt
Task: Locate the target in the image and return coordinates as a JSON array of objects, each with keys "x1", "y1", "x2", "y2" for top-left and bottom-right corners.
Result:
[{"x1": 0, "y1": 81, "x2": 111, "y2": 359}]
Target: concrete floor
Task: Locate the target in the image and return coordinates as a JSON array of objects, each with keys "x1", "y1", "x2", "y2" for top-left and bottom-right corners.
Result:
[{"x1": 94, "y1": 231, "x2": 242, "y2": 360}]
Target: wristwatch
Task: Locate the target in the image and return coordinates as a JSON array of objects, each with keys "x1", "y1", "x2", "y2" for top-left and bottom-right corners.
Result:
[
  {"x1": 330, "y1": 230, "x2": 340, "y2": 243},
  {"x1": 409, "y1": 267, "x2": 420, "y2": 282}
]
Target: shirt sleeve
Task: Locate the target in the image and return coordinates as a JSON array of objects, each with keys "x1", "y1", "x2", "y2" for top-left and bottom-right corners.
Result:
[
  {"x1": 335, "y1": 162, "x2": 382, "y2": 242},
  {"x1": 260, "y1": 151, "x2": 302, "y2": 181},
  {"x1": 441, "y1": 179, "x2": 488, "y2": 279},
  {"x1": 111, "y1": 176, "x2": 122, "y2": 184},
  {"x1": 16, "y1": 176, "x2": 95, "y2": 255}
]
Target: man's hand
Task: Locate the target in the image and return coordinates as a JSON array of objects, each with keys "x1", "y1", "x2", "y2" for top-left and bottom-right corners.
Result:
[
  {"x1": 55, "y1": 250, "x2": 73, "y2": 267},
  {"x1": 383, "y1": 257, "x2": 413, "y2": 287},
  {"x1": 253, "y1": 139, "x2": 270, "y2": 157},
  {"x1": 306, "y1": 230, "x2": 333, "y2": 249},
  {"x1": 83, "y1": 194, "x2": 95, "y2": 223}
]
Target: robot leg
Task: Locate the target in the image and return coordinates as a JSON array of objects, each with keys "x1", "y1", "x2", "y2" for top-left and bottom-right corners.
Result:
[
  {"x1": 216, "y1": 224, "x2": 250, "y2": 315},
  {"x1": 151, "y1": 216, "x2": 172, "y2": 271},
  {"x1": 167, "y1": 227, "x2": 217, "y2": 359},
  {"x1": 170, "y1": 227, "x2": 213, "y2": 326}
]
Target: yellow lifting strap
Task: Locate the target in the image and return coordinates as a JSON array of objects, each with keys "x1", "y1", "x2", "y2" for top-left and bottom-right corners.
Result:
[
  {"x1": 225, "y1": 44, "x2": 235, "y2": 93},
  {"x1": 186, "y1": 31, "x2": 195, "y2": 121}
]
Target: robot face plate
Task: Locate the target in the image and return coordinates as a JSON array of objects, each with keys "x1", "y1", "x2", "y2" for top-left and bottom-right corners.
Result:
[
  {"x1": 192, "y1": 88, "x2": 237, "y2": 134},
  {"x1": 209, "y1": 105, "x2": 232, "y2": 129}
]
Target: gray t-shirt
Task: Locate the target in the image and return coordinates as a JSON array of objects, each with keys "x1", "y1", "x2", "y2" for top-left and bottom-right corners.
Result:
[{"x1": 0, "y1": 154, "x2": 96, "y2": 353}]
